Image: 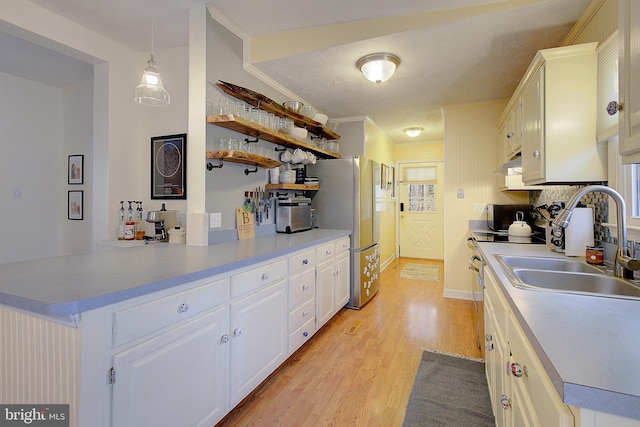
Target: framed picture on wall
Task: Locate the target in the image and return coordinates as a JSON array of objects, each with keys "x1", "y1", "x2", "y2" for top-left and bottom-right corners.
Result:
[
  {"x1": 151, "y1": 133, "x2": 187, "y2": 199},
  {"x1": 68, "y1": 190, "x2": 83, "y2": 220},
  {"x1": 68, "y1": 155, "x2": 84, "y2": 184}
]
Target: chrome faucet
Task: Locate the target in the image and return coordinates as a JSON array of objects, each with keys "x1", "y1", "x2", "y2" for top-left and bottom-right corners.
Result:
[{"x1": 552, "y1": 185, "x2": 640, "y2": 278}]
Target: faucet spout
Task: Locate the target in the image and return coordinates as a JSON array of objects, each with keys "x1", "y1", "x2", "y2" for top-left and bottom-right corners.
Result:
[{"x1": 551, "y1": 185, "x2": 637, "y2": 278}]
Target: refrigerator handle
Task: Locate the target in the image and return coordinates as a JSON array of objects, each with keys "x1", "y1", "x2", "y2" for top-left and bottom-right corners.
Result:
[{"x1": 400, "y1": 202, "x2": 404, "y2": 212}]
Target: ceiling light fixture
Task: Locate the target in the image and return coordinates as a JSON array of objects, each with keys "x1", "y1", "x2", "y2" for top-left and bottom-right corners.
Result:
[
  {"x1": 134, "y1": 4, "x2": 170, "y2": 106},
  {"x1": 403, "y1": 127, "x2": 423, "y2": 138},
  {"x1": 356, "y1": 53, "x2": 401, "y2": 83}
]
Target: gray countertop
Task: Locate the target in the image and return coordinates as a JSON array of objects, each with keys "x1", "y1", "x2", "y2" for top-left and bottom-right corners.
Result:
[
  {"x1": 0, "y1": 229, "x2": 350, "y2": 317},
  {"x1": 478, "y1": 242, "x2": 640, "y2": 420}
]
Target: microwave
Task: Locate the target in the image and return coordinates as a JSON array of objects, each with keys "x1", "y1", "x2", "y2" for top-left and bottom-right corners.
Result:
[{"x1": 486, "y1": 204, "x2": 533, "y2": 231}]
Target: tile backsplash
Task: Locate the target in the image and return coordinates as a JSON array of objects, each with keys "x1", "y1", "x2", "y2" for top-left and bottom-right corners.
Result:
[{"x1": 529, "y1": 185, "x2": 609, "y2": 244}]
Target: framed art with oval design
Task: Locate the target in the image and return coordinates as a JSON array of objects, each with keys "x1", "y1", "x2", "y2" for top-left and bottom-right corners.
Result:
[{"x1": 151, "y1": 133, "x2": 187, "y2": 199}]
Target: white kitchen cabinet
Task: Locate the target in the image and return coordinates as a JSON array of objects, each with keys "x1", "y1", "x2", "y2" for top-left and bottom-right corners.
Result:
[
  {"x1": 618, "y1": 0, "x2": 640, "y2": 161},
  {"x1": 519, "y1": 42, "x2": 605, "y2": 185},
  {"x1": 287, "y1": 249, "x2": 317, "y2": 354},
  {"x1": 229, "y1": 262, "x2": 287, "y2": 406},
  {"x1": 111, "y1": 307, "x2": 229, "y2": 427},
  {"x1": 483, "y1": 268, "x2": 574, "y2": 427},
  {"x1": 597, "y1": 31, "x2": 619, "y2": 144},
  {"x1": 315, "y1": 237, "x2": 351, "y2": 329}
]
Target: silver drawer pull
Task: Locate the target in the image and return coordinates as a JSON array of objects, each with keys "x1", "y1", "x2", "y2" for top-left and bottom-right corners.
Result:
[
  {"x1": 302, "y1": 284, "x2": 309, "y2": 291},
  {"x1": 220, "y1": 334, "x2": 230, "y2": 344},
  {"x1": 261, "y1": 273, "x2": 269, "y2": 280},
  {"x1": 233, "y1": 328, "x2": 242, "y2": 337},
  {"x1": 302, "y1": 259, "x2": 309, "y2": 265},
  {"x1": 303, "y1": 331, "x2": 309, "y2": 337},
  {"x1": 178, "y1": 303, "x2": 189, "y2": 313},
  {"x1": 326, "y1": 250, "x2": 332, "y2": 255},
  {"x1": 302, "y1": 310, "x2": 309, "y2": 317}
]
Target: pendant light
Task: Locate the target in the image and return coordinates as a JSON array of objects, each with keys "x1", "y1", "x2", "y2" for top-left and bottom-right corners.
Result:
[
  {"x1": 403, "y1": 127, "x2": 423, "y2": 138},
  {"x1": 134, "y1": 3, "x2": 170, "y2": 106},
  {"x1": 357, "y1": 53, "x2": 401, "y2": 83}
]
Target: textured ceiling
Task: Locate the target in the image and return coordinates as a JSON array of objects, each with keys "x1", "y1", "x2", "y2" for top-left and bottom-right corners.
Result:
[{"x1": 6, "y1": 0, "x2": 591, "y2": 143}]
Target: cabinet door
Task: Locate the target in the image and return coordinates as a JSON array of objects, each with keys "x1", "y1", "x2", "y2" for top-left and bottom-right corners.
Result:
[
  {"x1": 112, "y1": 307, "x2": 229, "y2": 427},
  {"x1": 597, "y1": 31, "x2": 619, "y2": 143},
  {"x1": 521, "y1": 66, "x2": 545, "y2": 183},
  {"x1": 619, "y1": 0, "x2": 640, "y2": 157},
  {"x1": 316, "y1": 258, "x2": 335, "y2": 328},
  {"x1": 335, "y1": 251, "x2": 350, "y2": 309},
  {"x1": 229, "y1": 280, "x2": 287, "y2": 406}
]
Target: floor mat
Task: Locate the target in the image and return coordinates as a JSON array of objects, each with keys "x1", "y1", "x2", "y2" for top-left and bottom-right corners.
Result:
[{"x1": 399, "y1": 263, "x2": 440, "y2": 281}]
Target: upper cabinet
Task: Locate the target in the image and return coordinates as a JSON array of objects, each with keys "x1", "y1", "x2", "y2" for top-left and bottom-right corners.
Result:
[
  {"x1": 618, "y1": 0, "x2": 640, "y2": 161},
  {"x1": 518, "y1": 43, "x2": 606, "y2": 185},
  {"x1": 597, "y1": 31, "x2": 619, "y2": 143}
]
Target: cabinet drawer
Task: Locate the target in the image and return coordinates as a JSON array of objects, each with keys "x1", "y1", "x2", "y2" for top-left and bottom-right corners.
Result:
[
  {"x1": 335, "y1": 237, "x2": 351, "y2": 253},
  {"x1": 289, "y1": 299, "x2": 315, "y2": 332},
  {"x1": 289, "y1": 250, "x2": 315, "y2": 274},
  {"x1": 484, "y1": 269, "x2": 509, "y2": 332},
  {"x1": 230, "y1": 259, "x2": 287, "y2": 299},
  {"x1": 288, "y1": 269, "x2": 315, "y2": 309},
  {"x1": 288, "y1": 317, "x2": 315, "y2": 354},
  {"x1": 113, "y1": 277, "x2": 227, "y2": 347},
  {"x1": 507, "y1": 313, "x2": 574, "y2": 427},
  {"x1": 316, "y1": 242, "x2": 335, "y2": 262}
]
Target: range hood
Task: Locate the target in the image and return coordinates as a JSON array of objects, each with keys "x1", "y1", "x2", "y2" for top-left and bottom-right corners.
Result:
[{"x1": 495, "y1": 156, "x2": 522, "y2": 175}]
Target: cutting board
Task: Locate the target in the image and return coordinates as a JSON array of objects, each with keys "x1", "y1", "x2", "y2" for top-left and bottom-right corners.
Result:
[{"x1": 236, "y1": 207, "x2": 255, "y2": 240}]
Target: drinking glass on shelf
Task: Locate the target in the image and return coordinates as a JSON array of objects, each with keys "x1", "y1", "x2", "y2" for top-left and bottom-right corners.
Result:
[{"x1": 216, "y1": 99, "x2": 230, "y2": 115}]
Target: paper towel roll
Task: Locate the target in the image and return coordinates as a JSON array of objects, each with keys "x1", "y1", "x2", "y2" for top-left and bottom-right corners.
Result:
[{"x1": 564, "y1": 207, "x2": 594, "y2": 256}]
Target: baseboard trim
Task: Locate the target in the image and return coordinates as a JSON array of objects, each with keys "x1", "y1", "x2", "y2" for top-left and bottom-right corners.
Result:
[{"x1": 443, "y1": 289, "x2": 483, "y2": 301}]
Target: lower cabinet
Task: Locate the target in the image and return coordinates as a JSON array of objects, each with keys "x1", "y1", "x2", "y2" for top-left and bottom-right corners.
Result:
[
  {"x1": 484, "y1": 267, "x2": 574, "y2": 427},
  {"x1": 315, "y1": 237, "x2": 351, "y2": 329},
  {"x1": 111, "y1": 307, "x2": 229, "y2": 427},
  {"x1": 229, "y1": 280, "x2": 287, "y2": 406}
]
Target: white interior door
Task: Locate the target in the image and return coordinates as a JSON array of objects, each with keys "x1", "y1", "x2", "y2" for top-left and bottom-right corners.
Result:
[{"x1": 398, "y1": 162, "x2": 444, "y2": 259}]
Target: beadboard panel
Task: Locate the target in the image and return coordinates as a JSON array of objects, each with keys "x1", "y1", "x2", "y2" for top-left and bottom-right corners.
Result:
[
  {"x1": 0, "y1": 307, "x2": 79, "y2": 427},
  {"x1": 443, "y1": 101, "x2": 528, "y2": 295},
  {"x1": 563, "y1": 0, "x2": 618, "y2": 45}
]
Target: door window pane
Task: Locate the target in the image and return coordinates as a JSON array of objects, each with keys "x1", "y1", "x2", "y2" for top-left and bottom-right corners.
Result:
[{"x1": 408, "y1": 183, "x2": 436, "y2": 213}]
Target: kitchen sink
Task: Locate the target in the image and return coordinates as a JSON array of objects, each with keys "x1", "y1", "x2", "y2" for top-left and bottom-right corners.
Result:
[
  {"x1": 497, "y1": 255, "x2": 603, "y2": 273},
  {"x1": 495, "y1": 255, "x2": 640, "y2": 300},
  {"x1": 510, "y1": 269, "x2": 640, "y2": 300}
]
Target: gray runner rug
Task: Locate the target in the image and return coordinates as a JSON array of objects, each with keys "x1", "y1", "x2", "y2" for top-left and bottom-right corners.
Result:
[{"x1": 403, "y1": 350, "x2": 495, "y2": 427}]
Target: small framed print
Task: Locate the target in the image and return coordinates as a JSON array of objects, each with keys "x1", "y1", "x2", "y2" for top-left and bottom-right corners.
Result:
[
  {"x1": 68, "y1": 155, "x2": 84, "y2": 185},
  {"x1": 151, "y1": 134, "x2": 187, "y2": 199},
  {"x1": 68, "y1": 190, "x2": 83, "y2": 220}
]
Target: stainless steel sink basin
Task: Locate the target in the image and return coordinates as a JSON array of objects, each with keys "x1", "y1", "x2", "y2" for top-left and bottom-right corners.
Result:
[
  {"x1": 497, "y1": 255, "x2": 603, "y2": 273},
  {"x1": 495, "y1": 254, "x2": 640, "y2": 300},
  {"x1": 510, "y1": 269, "x2": 640, "y2": 300}
]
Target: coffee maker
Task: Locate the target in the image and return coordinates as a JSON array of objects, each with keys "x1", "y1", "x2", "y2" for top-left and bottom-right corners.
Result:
[{"x1": 145, "y1": 205, "x2": 178, "y2": 242}]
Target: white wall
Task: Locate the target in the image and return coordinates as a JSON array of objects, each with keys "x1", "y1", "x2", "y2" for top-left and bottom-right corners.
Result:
[{"x1": 0, "y1": 72, "x2": 63, "y2": 263}]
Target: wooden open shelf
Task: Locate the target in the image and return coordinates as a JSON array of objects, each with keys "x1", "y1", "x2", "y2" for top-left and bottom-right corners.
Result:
[
  {"x1": 265, "y1": 183, "x2": 320, "y2": 191},
  {"x1": 206, "y1": 150, "x2": 281, "y2": 169},
  {"x1": 207, "y1": 115, "x2": 341, "y2": 160}
]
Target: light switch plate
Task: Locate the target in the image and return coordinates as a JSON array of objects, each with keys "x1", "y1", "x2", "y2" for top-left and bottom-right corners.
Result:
[
  {"x1": 209, "y1": 213, "x2": 222, "y2": 228},
  {"x1": 457, "y1": 189, "x2": 464, "y2": 199}
]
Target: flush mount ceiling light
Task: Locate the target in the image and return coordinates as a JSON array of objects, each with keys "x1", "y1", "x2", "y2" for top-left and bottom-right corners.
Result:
[
  {"x1": 356, "y1": 53, "x2": 401, "y2": 83},
  {"x1": 134, "y1": 4, "x2": 170, "y2": 107},
  {"x1": 403, "y1": 127, "x2": 423, "y2": 138}
]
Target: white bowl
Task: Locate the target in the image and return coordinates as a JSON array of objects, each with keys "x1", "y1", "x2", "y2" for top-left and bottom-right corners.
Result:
[
  {"x1": 289, "y1": 127, "x2": 308, "y2": 140},
  {"x1": 313, "y1": 113, "x2": 328, "y2": 125}
]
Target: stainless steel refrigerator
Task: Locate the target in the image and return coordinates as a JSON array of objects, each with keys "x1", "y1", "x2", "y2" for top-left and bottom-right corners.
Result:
[{"x1": 307, "y1": 157, "x2": 381, "y2": 308}]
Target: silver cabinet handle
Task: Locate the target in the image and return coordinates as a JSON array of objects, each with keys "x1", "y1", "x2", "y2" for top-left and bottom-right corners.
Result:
[
  {"x1": 261, "y1": 273, "x2": 269, "y2": 280},
  {"x1": 506, "y1": 132, "x2": 513, "y2": 139},
  {"x1": 220, "y1": 334, "x2": 230, "y2": 344},
  {"x1": 326, "y1": 250, "x2": 332, "y2": 256},
  {"x1": 302, "y1": 259, "x2": 309, "y2": 265},
  {"x1": 607, "y1": 100, "x2": 623, "y2": 116},
  {"x1": 233, "y1": 328, "x2": 242, "y2": 337},
  {"x1": 303, "y1": 331, "x2": 309, "y2": 337},
  {"x1": 302, "y1": 284, "x2": 309, "y2": 291},
  {"x1": 302, "y1": 310, "x2": 309, "y2": 317},
  {"x1": 178, "y1": 303, "x2": 189, "y2": 313},
  {"x1": 532, "y1": 150, "x2": 540, "y2": 158}
]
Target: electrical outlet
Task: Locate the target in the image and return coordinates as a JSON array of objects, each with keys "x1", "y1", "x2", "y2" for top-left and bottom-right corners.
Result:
[
  {"x1": 209, "y1": 213, "x2": 222, "y2": 228},
  {"x1": 473, "y1": 203, "x2": 487, "y2": 214},
  {"x1": 457, "y1": 189, "x2": 464, "y2": 199}
]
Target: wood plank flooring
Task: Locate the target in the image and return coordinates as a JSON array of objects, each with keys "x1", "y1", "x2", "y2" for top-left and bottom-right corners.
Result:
[{"x1": 217, "y1": 258, "x2": 482, "y2": 426}]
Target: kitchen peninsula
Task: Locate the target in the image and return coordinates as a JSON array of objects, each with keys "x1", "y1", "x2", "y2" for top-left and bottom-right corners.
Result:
[{"x1": 0, "y1": 229, "x2": 350, "y2": 427}]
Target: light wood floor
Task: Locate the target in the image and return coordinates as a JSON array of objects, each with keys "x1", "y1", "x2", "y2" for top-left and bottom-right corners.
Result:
[{"x1": 217, "y1": 258, "x2": 483, "y2": 426}]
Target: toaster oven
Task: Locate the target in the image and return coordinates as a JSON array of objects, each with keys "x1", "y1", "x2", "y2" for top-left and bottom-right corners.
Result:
[{"x1": 276, "y1": 197, "x2": 312, "y2": 233}]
